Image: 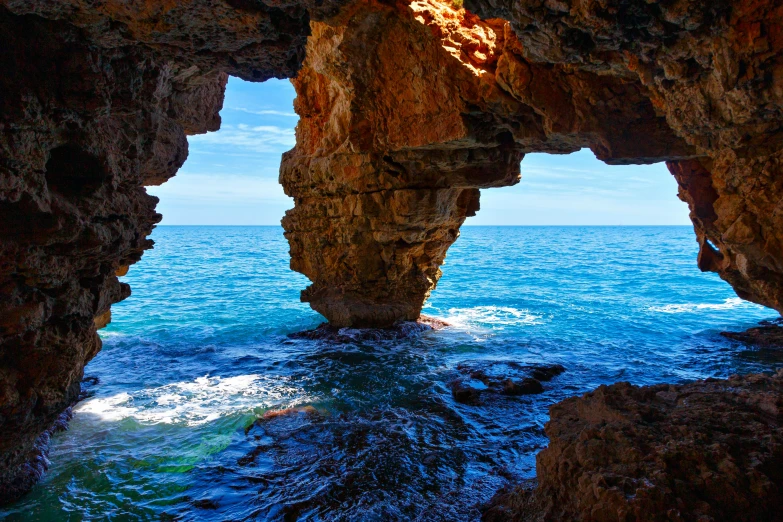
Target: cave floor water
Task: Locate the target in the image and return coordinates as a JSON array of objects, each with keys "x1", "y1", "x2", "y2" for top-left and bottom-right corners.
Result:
[{"x1": 2, "y1": 225, "x2": 779, "y2": 521}]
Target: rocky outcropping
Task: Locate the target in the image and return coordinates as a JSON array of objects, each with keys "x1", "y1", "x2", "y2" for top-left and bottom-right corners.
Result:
[
  {"x1": 483, "y1": 371, "x2": 783, "y2": 522},
  {"x1": 2, "y1": 0, "x2": 783, "y2": 509},
  {"x1": 722, "y1": 319, "x2": 783, "y2": 347},
  {"x1": 0, "y1": 0, "x2": 342, "y2": 504},
  {"x1": 450, "y1": 361, "x2": 565, "y2": 404},
  {"x1": 281, "y1": 0, "x2": 696, "y2": 327}
]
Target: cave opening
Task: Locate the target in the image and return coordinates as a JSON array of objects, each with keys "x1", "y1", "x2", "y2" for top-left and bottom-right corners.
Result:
[
  {"x1": 5, "y1": 56, "x2": 782, "y2": 522},
  {"x1": 469, "y1": 149, "x2": 690, "y2": 226},
  {"x1": 2, "y1": 0, "x2": 783, "y2": 518},
  {"x1": 428, "y1": 148, "x2": 768, "y2": 336},
  {"x1": 24, "y1": 128, "x2": 771, "y2": 519},
  {"x1": 148, "y1": 77, "x2": 298, "y2": 226}
]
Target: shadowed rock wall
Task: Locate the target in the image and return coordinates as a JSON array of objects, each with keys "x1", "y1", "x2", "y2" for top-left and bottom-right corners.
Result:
[
  {"x1": 1, "y1": 0, "x2": 783, "y2": 511},
  {"x1": 0, "y1": 0, "x2": 341, "y2": 503}
]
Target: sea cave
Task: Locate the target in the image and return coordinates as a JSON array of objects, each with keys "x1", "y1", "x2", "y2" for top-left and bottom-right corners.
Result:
[{"x1": 2, "y1": 0, "x2": 783, "y2": 520}]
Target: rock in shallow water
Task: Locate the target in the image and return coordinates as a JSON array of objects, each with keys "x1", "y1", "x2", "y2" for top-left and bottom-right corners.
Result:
[
  {"x1": 501, "y1": 378, "x2": 544, "y2": 396},
  {"x1": 289, "y1": 315, "x2": 450, "y2": 343},
  {"x1": 450, "y1": 362, "x2": 565, "y2": 404},
  {"x1": 722, "y1": 320, "x2": 783, "y2": 348},
  {"x1": 483, "y1": 371, "x2": 783, "y2": 522}
]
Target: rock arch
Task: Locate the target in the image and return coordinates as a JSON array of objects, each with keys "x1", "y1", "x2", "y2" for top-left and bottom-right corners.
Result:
[
  {"x1": 0, "y1": 0, "x2": 782, "y2": 507},
  {"x1": 281, "y1": 0, "x2": 695, "y2": 327}
]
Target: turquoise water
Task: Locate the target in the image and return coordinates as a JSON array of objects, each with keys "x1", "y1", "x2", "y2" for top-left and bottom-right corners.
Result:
[{"x1": 4, "y1": 226, "x2": 779, "y2": 521}]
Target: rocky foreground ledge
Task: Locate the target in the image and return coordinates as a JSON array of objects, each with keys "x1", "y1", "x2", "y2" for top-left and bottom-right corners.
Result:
[{"x1": 484, "y1": 371, "x2": 783, "y2": 522}]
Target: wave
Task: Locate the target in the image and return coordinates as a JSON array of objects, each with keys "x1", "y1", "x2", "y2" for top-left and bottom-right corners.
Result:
[
  {"x1": 443, "y1": 306, "x2": 543, "y2": 330},
  {"x1": 647, "y1": 297, "x2": 750, "y2": 314},
  {"x1": 97, "y1": 330, "x2": 124, "y2": 339},
  {"x1": 75, "y1": 374, "x2": 308, "y2": 426}
]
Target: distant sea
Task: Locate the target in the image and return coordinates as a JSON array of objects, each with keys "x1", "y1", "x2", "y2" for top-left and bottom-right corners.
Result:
[{"x1": 3, "y1": 226, "x2": 778, "y2": 521}]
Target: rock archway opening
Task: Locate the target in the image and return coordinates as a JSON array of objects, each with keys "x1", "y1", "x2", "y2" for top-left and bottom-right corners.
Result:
[
  {"x1": 471, "y1": 149, "x2": 690, "y2": 226},
  {"x1": 2, "y1": 0, "x2": 783, "y2": 512},
  {"x1": 148, "y1": 77, "x2": 298, "y2": 227}
]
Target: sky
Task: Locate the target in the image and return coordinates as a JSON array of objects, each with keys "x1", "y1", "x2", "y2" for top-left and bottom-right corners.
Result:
[{"x1": 149, "y1": 77, "x2": 692, "y2": 226}]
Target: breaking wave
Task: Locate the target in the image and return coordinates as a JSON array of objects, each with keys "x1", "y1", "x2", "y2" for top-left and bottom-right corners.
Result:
[
  {"x1": 443, "y1": 306, "x2": 543, "y2": 330},
  {"x1": 647, "y1": 297, "x2": 753, "y2": 314},
  {"x1": 76, "y1": 374, "x2": 308, "y2": 426}
]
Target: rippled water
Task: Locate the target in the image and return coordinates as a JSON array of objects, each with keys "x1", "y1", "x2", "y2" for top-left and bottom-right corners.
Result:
[{"x1": 4, "y1": 226, "x2": 779, "y2": 521}]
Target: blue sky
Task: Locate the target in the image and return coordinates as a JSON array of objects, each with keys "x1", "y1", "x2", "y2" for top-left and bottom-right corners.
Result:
[{"x1": 149, "y1": 77, "x2": 691, "y2": 226}]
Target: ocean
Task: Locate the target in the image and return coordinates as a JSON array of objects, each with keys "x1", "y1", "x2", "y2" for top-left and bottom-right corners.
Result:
[{"x1": 3, "y1": 226, "x2": 778, "y2": 521}]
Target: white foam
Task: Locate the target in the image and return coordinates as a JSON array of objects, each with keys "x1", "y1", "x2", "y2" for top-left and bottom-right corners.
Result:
[
  {"x1": 443, "y1": 306, "x2": 543, "y2": 330},
  {"x1": 77, "y1": 392, "x2": 137, "y2": 422},
  {"x1": 75, "y1": 374, "x2": 307, "y2": 426},
  {"x1": 647, "y1": 297, "x2": 750, "y2": 314},
  {"x1": 97, "y1": 331, "x2": 124, "y2": 339}
]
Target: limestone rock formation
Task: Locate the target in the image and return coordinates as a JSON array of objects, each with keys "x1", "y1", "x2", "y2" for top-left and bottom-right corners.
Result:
[
  {"x1": 483, "y1": 371, "x2": 783, "y2": 522},
  {"x1": 2, "y1": 0, "x2": 783, "y2": 511},
  {"x1": 0, "y1": 0, "x2": 342, "y2": 503},
  {"x1": 280, "y1": 0, "x2": 695, "y2": 327},
  {"x1": 463, "y1": 0, "x2": 783, "y2": 313}
]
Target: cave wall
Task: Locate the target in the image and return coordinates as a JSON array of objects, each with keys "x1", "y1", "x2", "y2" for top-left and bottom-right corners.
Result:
[
  {"x1": 280, "y1": 0, "x2": 697, "y2": 327},
  {"x1": 1, "y1": 0, "x2": 783, "y2": 508},
  {"x1": 0, "y1": 0, "x2": 342, "y2": 503}
]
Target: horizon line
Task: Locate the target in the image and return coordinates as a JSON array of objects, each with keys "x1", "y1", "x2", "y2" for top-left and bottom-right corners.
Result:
[{"x1": 154, "y1": 224, "x2": 693, "y2": 227}]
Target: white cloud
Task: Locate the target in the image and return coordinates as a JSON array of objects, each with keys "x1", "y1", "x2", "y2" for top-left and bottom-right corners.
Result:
[
  {"x1": 226, "y1": 106, "x2": 298, "y2": 118},
  {"x1": 188, "y1": 124, "x2": 295, "y2": 153}
]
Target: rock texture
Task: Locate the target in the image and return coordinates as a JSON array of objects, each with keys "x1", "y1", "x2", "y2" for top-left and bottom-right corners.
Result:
[
  {"x1": 483, "y1": 371, "x2": 783, "y2": 522},
  {"x1": 0, "y1": 0, "x2": 341, "y2": 504},
  {"x1": 450, "y1": 361, "x2": 565, "y2": 404},
  {"x1": 462, "y1": 0, "x2": 783, "y2": 313},
  {"x1": 280, "y1": 0, "x2": 695, "y2": 327},
  {"x1": 722, "y1": 319, "x2": 783, "y2": 348},
  {"x1": 2, "y1": 0, "x2": 783, "y2": 511}
]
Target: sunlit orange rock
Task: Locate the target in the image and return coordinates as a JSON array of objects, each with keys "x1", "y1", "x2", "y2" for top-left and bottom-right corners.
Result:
[
  {"x1": 2, "y1": 0, "x2": 783, "y2": 509},
  {"x1": 281, "y1": 0, "x2": 694, "y2": 327}
]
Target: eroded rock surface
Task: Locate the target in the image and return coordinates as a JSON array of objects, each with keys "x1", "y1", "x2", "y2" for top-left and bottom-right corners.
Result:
[
  {"x1": 484, "y1": 371, "x2": 783, "y2": 522},
  {"x1": 450, "y1": 361, "x2": 565, "y2": 404},
  {"x1": 0, "y1": 0, "x2": 342, "y2": 503},
  {"x1": 722, "y1": 319, "x2": 783, "y2": 348},
  {"x1": 2, "y1": 0, "x2": 783, "y2": 510},
  {"x1": 281, "y1": 0, "x2": 695, "y2": 327}
]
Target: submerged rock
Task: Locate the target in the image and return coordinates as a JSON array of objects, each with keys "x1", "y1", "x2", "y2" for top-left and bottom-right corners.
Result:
[
  {"x1": 259, "y1": 406, "x2": 320, "y2": 422},
  {"x1": 289, "y1": 315, "x2": 449, "y2": 343},
  {"x1": 483, "y1": 371, "x2": 783, "y2": 522},
  {"x1": 450, "y1": 380, "x2": 485, "y2": 404},
  {"x1": 501, "y1": 378, "x2": 543, "y2": 396},
  {"x1": 722, "y1": 320, "x2": 783, "y2": 348},
  {"x1": 0, "y1": 407, "x2": 73, "y2": 506},
  {"x1": 450, "y1": 361, "x2": 564, "y2": 404},
  {"x1": 528, "y1": 366, "x2": 566, "y2": 383}
]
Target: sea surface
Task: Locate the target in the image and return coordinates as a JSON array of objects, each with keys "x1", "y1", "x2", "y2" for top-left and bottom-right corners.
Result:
[{"x1": 3, "y1": 226, "x2": 780, "y2": 521}]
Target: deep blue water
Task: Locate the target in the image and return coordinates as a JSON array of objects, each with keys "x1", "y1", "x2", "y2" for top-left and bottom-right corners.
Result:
[{"x1": 4, "y1": 226, "x2": 779, "y2": 521}]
